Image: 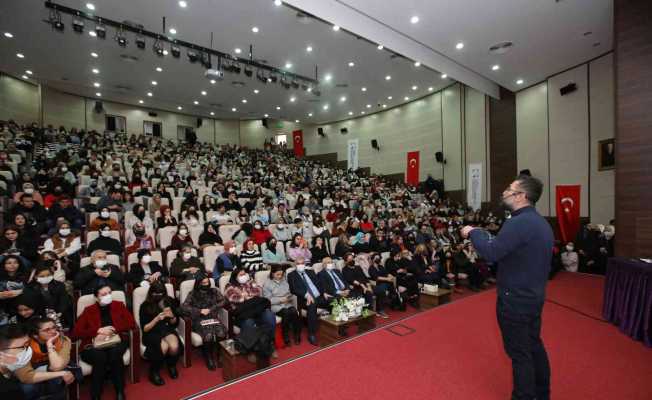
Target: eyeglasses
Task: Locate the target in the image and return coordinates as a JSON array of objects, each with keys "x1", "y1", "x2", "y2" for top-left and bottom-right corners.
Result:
[
  {"x1": 1, "y1": 342, "x2": 29, "y2": 351},
  {"x1": 39, "y1": 326, "x2": 57, "y2": 333}
]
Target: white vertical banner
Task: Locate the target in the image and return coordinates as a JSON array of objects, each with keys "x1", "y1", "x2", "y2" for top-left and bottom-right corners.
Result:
[
  {"x1": 467, "y1": 163, "x2": 482, "y2": 211},
  {"x1": 347, "y1": 139, "x2": 359, "y2": 170}
]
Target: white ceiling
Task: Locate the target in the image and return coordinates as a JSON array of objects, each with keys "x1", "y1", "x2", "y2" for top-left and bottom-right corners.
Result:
[
  {"x1": 0, "y1": 0, "x2": 454, "y2": 124},
  {"x1": 0, "y1": 0, "x2": 613, "y2": 125}
]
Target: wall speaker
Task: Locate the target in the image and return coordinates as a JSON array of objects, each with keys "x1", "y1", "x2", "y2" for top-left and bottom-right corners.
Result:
[
  {"x1": 94, "y1": 101, "x2": 104, "y2": 113},
  {"x1": 262, "y1": 118, "x2": 268, "y2": 128},
  {"x1": 435, "y1": 151, "x2": 446, "y2": 163},
  {"x1": 340, "y1": 127, "x2": 348, "y2": 134},
  {"x1": 196, "y1": 118, "x2": 203, "y2": 128},
  {"x1": 148, "y1": 111, "x2": 158, "y2": 117},
  {"x1": 371, "y1": 139, "x2": 380, "y2": 150},
  {"x1": 317, "y1": 127, "x2": 325, "y2": 137},
  {"x1": 560, "y1": 83, "x2": 577, "y2": 96}
]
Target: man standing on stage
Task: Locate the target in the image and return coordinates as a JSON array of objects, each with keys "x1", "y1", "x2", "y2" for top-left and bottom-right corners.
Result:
[{"x1": 461, "y1": 175, "x2": 553, "y2": 400}]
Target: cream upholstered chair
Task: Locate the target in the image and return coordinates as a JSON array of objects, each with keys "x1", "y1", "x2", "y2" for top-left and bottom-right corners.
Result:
[
  {"x1": 202, "y1": 245, "x2": 224, "y2": 274},
  {"x1": 156, "y1": 226, "x2": 178, "y2": 250},
  {"x1": 86, "y1": 230, "x2": 121, "y2": 245}
]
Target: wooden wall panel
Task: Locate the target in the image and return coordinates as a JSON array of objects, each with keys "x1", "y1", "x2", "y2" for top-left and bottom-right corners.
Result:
[{"x1": 489, "y1": 87, "x2": 517, "y2": 211}]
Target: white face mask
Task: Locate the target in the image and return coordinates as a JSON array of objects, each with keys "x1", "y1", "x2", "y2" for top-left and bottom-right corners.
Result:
[
  {"x1": 95, "y1": 259, "x2": 108, "y2": 268},
  {"x1": 59, "y1": 228, "x2": 71, "y2": 236},
  {"x1": 37, "y1": 276, "x2": 54, "y2": 285},
  {"x1": 142, "y1": 255, "x2": 152, "y2": 263},
  {"x1": 228, "y1": 247, "x2": 237, "y2": 254},
  {"x1": 254, "y1": 224, "x2": 262, "y2": 230},
  {"x1": 100, "y1": 230, "x2": 111, "y2": 237},
  {"x1": 1, "y1": 347, "x2": 33, "y2": 372},
  {"x1": 296, "y1": 264, "x2": 306, "y2": 272},
  {"x1": 99, "y1": 294, "x2": 113, "y2": 305},
  {"x1": 326, "y1": 264, "x2": 335, "y2": 270},
  {"x1": 179, "y1": 229, "x2": 188, "y2": 236},
  {"x1": 100, "y1": 211, "x2": 110, "y2": 218},
  {"x1": 237, "y1": 274, "x2": 250, "y2": 284},
  {"x1": 182, "y1": 252, "x2": 191, "y2": 260},
  {"x1": 24, "y1": 188, "x2": 34, "y2": 194}
]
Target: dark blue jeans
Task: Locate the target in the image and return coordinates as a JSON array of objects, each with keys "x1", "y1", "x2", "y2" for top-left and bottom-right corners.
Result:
[
  {"x1": 496, "y1": 298, "x2": 550, "y2": 400},
  {"x1": 239, "y1": 309, "x2": 276, "y2": 338},
  {"x1": 20, "y1": 378, "x2": 65, "y2": 400}
]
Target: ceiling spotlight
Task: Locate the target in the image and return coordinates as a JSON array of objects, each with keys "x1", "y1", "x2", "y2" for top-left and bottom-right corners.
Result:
[
  {"x1": 116, "y1": 33, "x2": 127, "y2": 47},
  {"x1": 16, "y1": 53, "x2": 24, "y2": 59},
  {"x1": 178, "y1": 106, "x2": 183, "y2": 110},
  {"x1": 264, "y1": 113, "x2": 269, "y2": 117},
  {"x1": 153, "y1": 40, "x2": 165, "y2": 56},
  {"x1": 171, "y1": 45, "x2": 181, "y2": 58},
  {"x1": 169, "y1": 28, "x2": 177, "y2": 35},
  {"x1": 382, "y1": 104, "x2": 387, "y2": 108},
  {"x1": 89, "y1": 31, "x2": 97, "y2": 37},
  {"x1": 187, "y1": 51, "x2": 199, "y2": 63},
  {"x1": 492, "y1": 65, "x2": 500, "y2": 71},
  {"x1": 254, "y1": 89, "x2": 259, "y2": 94},
  {"x1": 308, "y1": 113, "x2": 313, "y2": 117},
  {"x1": 244, "y1": 65, "x2": 253, "y2": 77},
  {"x1": 95, "y1": 25, "x2": 106, "y2": 39},
  {"x1": 456, "y1": 42, "x2": 464, "y2": 50},
  {"x1": 163, "y1": 49, "x2": 168, "y2": 55},
  {"x1": 136, "y1": 36, "x2": 145, "y2": 49},
  {"x1": 256, "y1": 69, "x2": 268, "y2": 83},
  {"x1": 348, "y1": 111, "x2": 353, "y2": 115},
  {"x1": 25, "y1": 70, "x2": 33, "y2": 75},
  {"x1": 147, "y1": 92, "x2": 153, "y2": 97},
  {"x1": 361, "y1": 87, "x2": 367, "y2": 92},
  {"x1": 138, "y1": 100, "x2": 144, "y2": 104},
  {"x1": 242, "y1": 99, "x2": 247, "y2": 103},
  {"x1": 274, "y1": 0, "x2": 282, "y2": 6},
  {"x1": 290, "y1": 96, "x2": 296, "y2": 102},
  {"x1": 340, "y1": 96, "x2": 347, "y2": 102},
  {"x1": 252, "y1": 27, "x2": 259, "y2": 33},
  {"x1": 324, "y1": 74, "x2": 332, "y2": 81},
  {"x1": 366, "y1": 104, "x2": 371, "y2": 108},
  {"x1": 323, "y1": 104, "x2": 329, "y2": 110},
  {"x1": 385, "y1": 75, "x2": 391, "y2": 80},
  {"x1": 441, "y1": 73, "x2": 447, "y2": 79},
  {"x1": 377, "y1": 44, "x2": 384, "y2": 50},
  {"x1": 516, "y1": 79, "x2": 524, "y2": 85},
  {"x1": 414, "y1": 61, "x2": 421, "y2": 67},
  {"x1": 210, "y1": 112, "x2": 215, "y2": 116},
  {"x1": 332, "y1": 25, "x2": 340, "y2": 31},
  {"x1": 404, "y1": 96, "x2": 410, "y2": 101},
  {"x1": 179, "y1": 1, "x2": 188, "y2": 7},
  {"x1": 280, "y1": 76, "x2": 291, "y2": 89},
  {"x1": 231, "y1": 107, "x2": 237, "y2": 112},
  {"x1": 295, "y1": 119, "x2": 300, "y2": 123},
  {"x1": 387, "y1": 96, "x2": 392, "y2": 100},
  {"x1": 51, "y1": 12, "x2": 65, "y2": 31},
  {"x1": 285, "y1": 62, "x2": 292, "y2": 69},
  {"x1": 72, "y1": 18, "x2": 84, "y2": 33},
  {"x1": 93, "y1": 82, "x2": 101, "y2": 87},
  {"x1": 156, "y1": 67, "x2": 163, "y2": 72},
  {"x1": 193, "y1": 100, "x2": 199, "y2": 105},
  {"x1": 291, "y1": 78, "x2": 300, "y2": 89},
  {"x1": 86, "y1": 3, "x2": 95, "y2": 11},
  {"x1": 95, "y1": 92, "x2": 101, "y2": 97},
  {"x1": 269, "y1": 72, "x2": 278, "y2": 83},
  {"x1": 90, "y1": 52, "x2": 98, "y2": 58},
  {"x1": 412, "y1": 85, "x2": 418, "y2": 90},
  {"x1": 21, "y1": 75, "x2": 28, "y2": 80},
  {"x1": 92, "y1": 68, "x2": 99, "y2": 74},
  {"x1": 201, "y1": 90, "x2": 207, "y2": 95},
  {"x1": 306, "y1": 46, "x2": 313, "y2": 52},
  {"x1": 410, "y1": 16, "x2": 419, "y2": 24},
  {"x1": 428, "y1": 87, "x2": 433, "y2": 91},
  {"x1": 234, "y1": 48, "x2": 242, "y2": 54},
  {"x1": 276, "y1": 106, "x2": 281, "y2": 110},
  {"x1": 348, "y1": 62, "x2": 355, "y2": 67},
  {"x1": 361, "y1": 111, "x2": 365, "y2": 115},
  {"x1": 210, "y1": 79, "x2": 216, "y2": 84},
  {"x1": 151, "y1": 81, "x2": 158, "y2": 86}
]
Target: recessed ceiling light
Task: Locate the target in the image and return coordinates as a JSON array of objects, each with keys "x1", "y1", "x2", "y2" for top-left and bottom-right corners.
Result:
[
  {"x1": 387, "y1": 96, "x2": 393, "y2": 100},
  {"x1": 147, "y1": 92, "x2": 153, "y2": 97},
  {"x1": 285, "y1": 62, "x2": 292, "y2": 69},
  {"x1": 290, "y1": 96, "x2": 296, "y2": 102},
  {"x1": 4, "y1": 32, "x2": 13, "y2": 38},
  {"x1": 156, "y1": 67, "x2": 163, "y2": 72},
  {"x1": 21, "y1": 75, "x2": 28, "y2": 80},
  {"x1": 25, "y1": 70, "x2": 33, "y2": 75},
  {"x1": 264, "y1": 113, "x2": 269, "y2": 117},
  {"x1": 92, "y1": 68, "x2": 99, "y2": 74},
  {"x1": 414, "y1": 61, "x2": 421, "y2": 67},
  {"x1": 274, "y1": 0, "x2": 282, "y2": 6},
  {"x1": 404, "y1": 96, "x2": 410, "y2": 101},
  {"x1": 412, "y1": 85, "x2": 418, "y2": 91},
  {"x1": 163, "y1": 50, "x2": 168, "y2": 55},
  {"x1": 91, "y1": 52, "x2": 98, "y2": 58},
  {"x1": 332, "y1": 25, "x2": 340, "y2": 31},
  {"x1": 324, "y1": 74, "x2": 332, "y2": 81},
  {"x1": 93, "y1": 82, "x2": 101, "y2": 87},
  {"x1": 516, "y1": 79, "x2": 524, "y2": 85},
  {"x1": 95, "y1": 92, "x2": 101, "y2": 97},
  {"x1": 306, "y1": 45, "x2": 313, "y2": 52},
  {"x1": 455, "y1": 42, "x2": 464, "y2": 50},
  {"x1": 348, "y1": 111, "x2": 353, "y2": 115},
  {"x1": 361, "y1": 111, "x2": 366, "y2": 115},
  {"x1": 348, "y1": 62, "x2": 355, "y2": 67},
  {"x1": 89, "y1": 31, "x2": 97, "y2": 37},
  {"x1": 323, "y1": 104, "x2": 329, "y2": 110},
  {"x1": 231, "y1": 107, "x2": 237, "y2": 112},
  {"x1": 295, "y1": 119, "x2": 300, "y2": 123},
  {"x1": 253, "y1": 89, "x2": 259, "y2": 94},
  {"x1": 234, "y1": 48, "x2": 242, "y2": 54},
  {"x1": 410, "y1": 16, "x2": 419, "y2": 24},
  {"x1": 210, "y1": 79, "x2": 216, "y2": 84},
  {"x1": 377, "y1": 44, "x2": 384, "y2": 50},
  {"x1": 366, "y1": 104, "x2": 371, "y2": 108},
  {"x1": 441, "y1": 74, "x2": 447, "y2": 79},
  {"x1": 252, "y1": 27, "x2": 259, "y2": 33},
  {"x1": 210, "y1": 111, "x2": 215, "y2": 116},
  {"x1": 138, "y1": 100, "x2": 144, "y2": 104},
  {"x1": 86, "y1": 3, "x2": 95, "y2": 11},
  {"x1": 382, "y1": 104, "x2": 387, "y2": 108},
  {"x1": 178, "y1": 106, "x2": 183, "y2": 110},
  {"x1": 178, "y1": 1, "x2": 187, "y2": 8},
  {"x1": 201, "y1": 90, "x2": 207, "y2": 95},
  {"x1": 151, "y1": 81, "x2": 157, "y2": 86},
  {"x1": 242, "y1": 99, "x2": 247, "y2": 103},
  {"x1": 428, "y1": 87, "x2": 433, "y2": 91},
  {"x1": 276, "y1": 106, "x2": 281, "y2": 110},
  {"x1": 16, "y1": 53, "x2": 24, "y2": 59},
  {"x1": 385, "y1": 75, "x2": 391, "y2": 80},
  {"x1": 340, "y1": 96, "x2": 347, "y2": 102},
  {"x1": 193, "y1": 100, "x2": 199, "y2": 105},
  {"x1": 169, "y1": 28, "x2": 177, "y2": 35},
  {"x1": 361, "y1": 87, "x2": 367, "y2": 92},
  {"x1": 492, "y1": 65, "x2": 500, "y2": 71},
  {"x1": 308, "y1": 113, "x2": 313, "y2": 117}
]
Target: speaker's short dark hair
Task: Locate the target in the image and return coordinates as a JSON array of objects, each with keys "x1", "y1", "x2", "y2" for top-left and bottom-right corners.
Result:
[
  {"x1": 0, "y1": 324, "x2": 29, "y2": 348},
  {"x1": 515, "y1": 174, "x2": 543, "y2": 204}
]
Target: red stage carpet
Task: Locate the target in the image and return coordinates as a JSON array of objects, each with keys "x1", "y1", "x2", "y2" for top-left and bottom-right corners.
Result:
[{"x1": 187, "y1": 273, "x2": 652, "y2": 400}]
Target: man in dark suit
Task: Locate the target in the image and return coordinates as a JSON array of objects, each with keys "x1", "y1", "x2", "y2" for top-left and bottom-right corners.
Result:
[
  {"x1": 287, "y1": 256, "x2": 328, "y2": 346},
  {"x1": 317, "y1": 257, "x2": 350, "y2": 299}
]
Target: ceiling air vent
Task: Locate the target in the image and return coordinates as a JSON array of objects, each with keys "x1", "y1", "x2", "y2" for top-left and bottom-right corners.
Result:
[
  {"x1": 335, "y1": 84, "x2": 348, "y2": 88},
  {"x1": 210, "y1": 103, "x2": 223, "y2": 108},
  {"x1": 120, "y1": 54, "x2": 140, "y2": 62},
  {"x1": 488, "y1": 41, "x2": 514, "y2": 55},
  {"x1": 231, "y1": 81, "x2": 246, "y2": 87},
  {"x1": 114, "y1": 85, "x2": 132, "y2": 92}
]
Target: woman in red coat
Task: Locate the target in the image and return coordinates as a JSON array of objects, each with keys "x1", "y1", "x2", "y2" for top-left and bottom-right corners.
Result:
[
  {"x1": 72, "y1": 284, "x2": 136, "y2": 400},
  {"x1": 250, "y1": 221, "x2": 272, "y2": 246}
]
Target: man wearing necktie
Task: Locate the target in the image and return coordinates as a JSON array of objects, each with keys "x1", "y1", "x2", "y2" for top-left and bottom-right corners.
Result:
[
  {"x1": 287, "y1": 257, "x2": 329, "y2": 346},
  {"x1": 317, "y1": 257, "x2": 351, "y2": 299}
]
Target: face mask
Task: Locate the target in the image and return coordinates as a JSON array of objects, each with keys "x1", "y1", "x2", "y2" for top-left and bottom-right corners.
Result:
[
  {"x1": 99, "y1": 294, "x2": 113, "y2": 305},
  {"x1": 37, "y1": 276, "x2": 54, "y2": 285},
  {"x1": 200, "y1": 284, "x2": 211, "y2": 291},
  {"x1": 142, "y1": 255, "x2": 152, "y2": 263},
  {"x1": 254, "y1": 224, "x2": 262, "y2": 230},
  {"x1": 95, "y1": 259, "x2": 108, "y2": 268},
  {"x1": 59, "y1": 228, "x2": 70, "y2": 236},
  {"x1": 182, "y1": 252, "x2": 191, "y2": 260},
  {"x1": 237, "y1": 275, "x2": 250, "y2": 284},
  {"x1": 134, "y1": 229, "x2": 145, "y2": 237},
  {"x1": 277, "y1": 224, "x2": 285, "y2": 229},
  {"x1": 179, "y1": 229, "x2": 188, "y2": 236},
  {"x1": 326, "y1": 264, "x2": 335, "y2": 270},
  {"x1": 1, "y1": 347, "x2": 33, "y2": 372},
  {"x1": 61, "y1": 167, "x2": 68, "y2": 172},
  {"x1": 100, "y1": 230, "x2": 111, "y2": 237},
  {"x1": 296, "y1": 264, "x2": 306, "y2": 272},
  {"x1": 24, "y1": 188, "x2": 34, "y2": 194},
  {"x1": 100, "y1": 211, "x2": 110, "y2": 218}
]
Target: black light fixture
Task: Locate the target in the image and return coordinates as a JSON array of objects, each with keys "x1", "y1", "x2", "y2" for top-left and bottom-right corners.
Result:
[
  {"x1": 171, "y1": 45, "x2": 180, "y2": 58},
  {"x1": 95, "y1": 24, "x2": 106, "y2": 38},
  {"x1": 136, "y1": 35, "x2": 145, "y2": 49},
  {"x1": 201, "y1": 52, "x2": 212, "y2": 69},
  {"x1": 153, "y1": 39, "x2": 164, "y2": 56},
  {"x1": 269, "y1": 72, "x2": 278, "y2": 83},
  {"x1": 187, "y1": 50, "x2": 199, "y2": 63},
  {"x1": 232, "y1": 62, "x2": 241, "y2": 74},
  {"x1": 301, "y1": 83, "x2": 309, "y2": 91},
  {"x1": 72, "y1": 17, "x2": 84, "y2": 33},
  {"x1": 291, "y1": 78, "x2": 300, "y2": 89},
  {"x1": 115, "y1": 27, "x2": 127, "y2": 47},
  {"x1": 244, "y1": 65, "x2": 253, "y2": 77},
  {"x1": 256, "y1": 69, "x2": 268, "y2": 83},
  {"x1": 50, "y1": 10, "x2": 64, "y2": 31},
  {"x1": 280, "y1": 76, "x2": 291, "y2": 89}
]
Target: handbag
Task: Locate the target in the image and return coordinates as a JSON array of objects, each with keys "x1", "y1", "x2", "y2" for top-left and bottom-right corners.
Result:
[{"x1": 92, "y1": 334, "x2": 122, "y2": 349}]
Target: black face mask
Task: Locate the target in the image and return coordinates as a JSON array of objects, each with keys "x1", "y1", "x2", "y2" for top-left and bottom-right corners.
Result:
[
  {"x1": 200, "y1": 285, "x2": 211, "y2": 291},
  {"x1": 151, "y1": 293, "x2": 165, "y2": 300}
]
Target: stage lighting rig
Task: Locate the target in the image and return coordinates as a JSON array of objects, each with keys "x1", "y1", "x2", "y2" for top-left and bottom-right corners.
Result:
[
  {"x1": 49, "y1": 10, "x2": 65, "y2": 31},
  {"x1": 291, "y1": 78, "x2": 300, "y2": 89},
  {"x1": 269, "y1": 73, "x2": 278, "y2": 83},
  {"x1": 244, "y1": 65, "x2": 253, "y2": 77},
  {"x1": 187, "y1": 50, "x2": 199, "y2": 63},
  {"x1": 201, "y1": 52, "x2": 212, "y2": 69},
  {"x1": 171, "y1": 45, "x2": 181, "y2": 58},
  {"x1": 256, "y1": 69, "x2": 268, "y2": 83},
  {"x1": 153, "y1": 39, "x2": 165, "y2": 56},
  {"x1": 115, "y1": 27, "x2": 127, "y2": 47},
  {"x1": 95, "y1": 24, "x2": 106, "y2": 38},
  {"x1": 72, "y1": 17, "x2": 84, "y2": 33}
]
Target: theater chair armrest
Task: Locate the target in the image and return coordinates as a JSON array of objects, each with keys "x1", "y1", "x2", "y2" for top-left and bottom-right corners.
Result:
[
  {"x1": 291, "y1": 295, "x2": 298, "y2": 310},
  {"x1": 128, "y1": 328, "x2": 140, "y2": 383},
  {"x1": 69, "y1": 340, "x2": 81, "y2": 400},
  {"x1": 218, "y1": 308, "x2": 230, "y2": 336},
  {"x1": 178, "y1": 317, "x2": 192, "y2": 367}
]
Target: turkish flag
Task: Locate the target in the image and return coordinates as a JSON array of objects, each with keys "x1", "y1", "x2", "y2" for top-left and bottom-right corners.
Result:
[
  {"x1": 292, "y1": 130, "x2": 304, "y2": 157},
  {"x1": 406, "y1": 151, "x2": 420, "y2": 186},
  {"x1": 556, "y1": 185, "x2": 581, "y2": 243}
]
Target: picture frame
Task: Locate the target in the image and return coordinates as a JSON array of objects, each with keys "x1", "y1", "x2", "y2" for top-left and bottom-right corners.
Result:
[{"x1": 598, "y1": 138, "x2": 615, "y2": 171}]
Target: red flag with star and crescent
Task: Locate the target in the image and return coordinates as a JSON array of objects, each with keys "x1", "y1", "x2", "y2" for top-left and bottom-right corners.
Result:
[
  {"x1": 406, "y1": 151, "x2": 420, "y2": 186},
  {"x1": 556, "y1": 185, "x2": 581, "y2": 243},
  {"x1": 292, "y1": 130, "x2": 304, "y2": 157}
]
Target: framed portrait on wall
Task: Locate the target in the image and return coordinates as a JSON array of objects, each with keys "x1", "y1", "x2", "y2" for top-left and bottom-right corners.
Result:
[{"x1": 598, "y1": 138, "x2": 615, "y2": 171}]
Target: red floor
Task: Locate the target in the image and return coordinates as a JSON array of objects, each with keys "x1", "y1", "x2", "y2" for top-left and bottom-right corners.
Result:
[{"x1": 82, "y1": 273, "x2": 652, "y2": 400}]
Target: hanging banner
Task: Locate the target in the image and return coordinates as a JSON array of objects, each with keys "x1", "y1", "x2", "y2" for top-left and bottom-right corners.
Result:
[
  {"x1": 467, "y1": 163, "x2": 482, "y2": 211},
  {"x1": 292, "y1": 130, "x2": 304, "y2": 157},
  {"x1": 347, "y1": 139, "x2": 359, "y2": 170},
  {"x1": 406, "y1": 151, "x2": 420, "y2": 186},
  {"x1": 556, "y1": 185, "x2": 581, "y2": 243}
]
